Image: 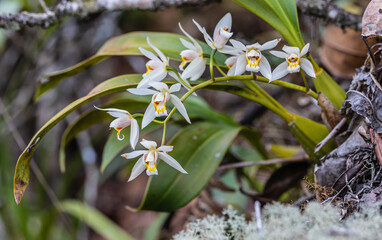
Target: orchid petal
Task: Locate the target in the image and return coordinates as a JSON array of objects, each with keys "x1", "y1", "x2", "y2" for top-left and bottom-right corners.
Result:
[
  {"x1": 159, "y1": 152, "x2": 187, "y2": 174},
  {"x1": 259, "y1": 56, "x2": 272, "y2": 80},
  {"x1": 94, "y1": 106, "x2": 129, "y2": 118},
  {"x1": 168, "y1": 72, "x2": 193, "y2": 93},
  {"x1": 213, "y1": 13, "x2": 232, "y2": 40},
  {"x1": 179, "y1": 38, "x2": 197, "y2": 51},
  {"x1": 270, "y1": 50, "x2": 288, "y2": 59},
  {"x1": 169, "y1": 83, "x2": 181, "y2": 93},
  {"x1": 158, "y1": 145, "x2": 174, "y2": 152},
  {"x1": 149, "y1": 81, "x2": 168, "y2": 91},
  {"x1": 130, "y1": 118, "x2": 139, "y2": 149},
  {"x1": 128, "y1": 156, "x2": 146, "y2": 182},
  {"x1": 282, "y1": 45, "x2": 300, "y2": 55},
  {"x1": 127, "y1": 88, "x2": 157, "y2": 95},
  {"x1": 138, "y1": 68, "x2": 167, "y2": 88},
  {"x1": 300, "y1": 43, "x2": 310, "y2": 56},
  {"x1": 139, "y1": 47, "x2": 161, "y2": 63},
  {"x1": 121, "y1": 150, "x2": 147, "y2": 159},
  {"x1": 300, "y1": 58, "x2": 316, "y2": 78},
  {"x1": 181, "y1": 57, "x2": 205, "y2": 81},
  {"x1": 146, "y1": 37, "x2": 167, "y2": 63},
  {"x1": 227, "y1": 63, "x2": 237, "y2": 76},
  {"x1": 171, "y1": 95, "x2": 191, "y2": 124},
  {"x1": 219, "y1": 45, "x2": 242, "y2": 55},
  {"x1": 271, "y1": 61, "x2": 289, "y2": 81},
  {"x1": 229, "y1": 39, "x2": 245, "y2": 50},
  {"x1": 192, "y1": 19, "x2": 214, "y2": 48},
  {"x1": 234, "y1": 54, "x2": 246, "y2": 76},
  {"x1": 141, "y1": 103, "x2": 156, "y2": 128},
  {"x1": 178, "y1": 23, "x2": 202, "y2": 51},
  {"x1": 258, "y1": 39, "x2": 280, "y2": 51},
  {"x1": 140, "y1": 139, "x2": 157, "y2": 149}
]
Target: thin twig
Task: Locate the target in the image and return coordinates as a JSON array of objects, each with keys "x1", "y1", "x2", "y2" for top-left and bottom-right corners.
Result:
[
  {"x1": 0, "y1": 0, "x2": 218, "y2": 30},
  {"x1": 296, "y1": 0, "x2": 362, "y2": 31},
  {"x1": 0, "y1": 98, "x2": 77, "y2": 238},
  {"x1": 315, "y1": 117, "x2": 347, "y2": 153},
  {"x1": 38, "y1": 0, "x2": 51, "y2": 13},
  {"x1": 218, "y1": 155, "x2": 308, "y2": 171}
]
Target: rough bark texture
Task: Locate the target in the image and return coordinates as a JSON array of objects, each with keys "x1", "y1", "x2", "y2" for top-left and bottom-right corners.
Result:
[
  {"x1": 296, "y1": 0, "x2": 362, "y2": 31},
  {"x1": 0, "y1": 0, "x2": 219, "y2": 30}
]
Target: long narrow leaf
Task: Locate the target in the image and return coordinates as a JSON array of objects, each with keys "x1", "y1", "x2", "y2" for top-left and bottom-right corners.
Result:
[{"x1": 61, "y1": 200, "x2": 133, "y2": 240}]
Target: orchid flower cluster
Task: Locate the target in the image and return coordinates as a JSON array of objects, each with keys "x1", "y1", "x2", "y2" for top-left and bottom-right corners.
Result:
[{"x1": 96, "y1": 12, "x2": 317, "y2": 182}]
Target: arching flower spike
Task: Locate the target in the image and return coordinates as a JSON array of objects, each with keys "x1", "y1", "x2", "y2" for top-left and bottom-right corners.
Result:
[
  {"x1": 193, "y1": 13, "x2": 233, "y2": 51},
  {"x1": 121, "y1": 139, "x2": 187, "y2": 181},
  {"x1": 127, "y1": 82, "x2": 191, "y2": 128},
  {"x1": 221, "y1": 39, "x2": 280, "y2": 80},
  {"x1": 270, "y1": 43, "x2": 316, "y2": 81},
  {"x1": 94, "y1": 107, "x2": 139, "y2": 149},
  {"x1": 178, "y1": 23, "x2": 206, "y2": 81}
]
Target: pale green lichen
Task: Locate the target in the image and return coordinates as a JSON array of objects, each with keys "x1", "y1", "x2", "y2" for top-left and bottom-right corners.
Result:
[{"x1": 173, "y1": 202, "x2": 382, "y2": 240}]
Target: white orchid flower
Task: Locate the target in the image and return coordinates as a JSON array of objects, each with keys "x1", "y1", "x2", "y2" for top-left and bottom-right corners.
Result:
[
  {"x1": 121, "y1": 139, "x2": 187, "y2": 181},
  {"x1": 178, "y1": 23, "x2": 206, "y2": 81},
  {"x1": 193, "y1": 13, "x2": 233, "y2": 51},
  {"x1": 221, "y1": 39, "x2": 280, "y2": 80},
  {"x1": 270, "y1": 43, "x2": 316, "y2": 81},
  {"x1": 127, "y1": 82, "x2": 191, "y2": 128},
  {"x1": 94, "y1": 106, "x2": 139, "y2": 149},
  {"x1": 138, "y1": 37, "x2": 170, "y2": 88}
]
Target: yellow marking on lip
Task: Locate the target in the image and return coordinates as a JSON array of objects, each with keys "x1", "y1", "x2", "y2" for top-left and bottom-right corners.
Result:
[
  {"x1": 146, "y1": 65, "x2": 154, "y2": 75},
  {"x1": 145, "y1": 162, "x2": 157, "y2": 173},
  {"x1": 246, "y1": 55, "x2": 261, "y2": 68},
  {"x1": 154, "y1": 101, "x2": 167, "y2": 114},
  {"x1": 287, "y1": 56, "x2": 300, "y2": 68}
]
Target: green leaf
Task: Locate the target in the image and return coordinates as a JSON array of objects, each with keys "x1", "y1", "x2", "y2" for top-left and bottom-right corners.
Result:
[
  {"x1": 61, "y1": 200, "x2": 133, "y2": 240},
  {"x1": 313, "y1": 67, "x2": 346, "y2": 110},
  {"x1": 59, "y1": 94, "x2": 150, "y2": 172},
  {"x1": 234, "y1": 0, "x2": 302, "y2": 47},
  {"x1": 135, "y1": 122, "x2": 241, "y2": 211},
  {"x1": 144, "y1": 213, "x2": 169, "y2": 240},
  {"x1": 14, "y1": 74, "x2": 141, "y2": 204},
  {"x1": 269, "y1": 144, "x2": 301, "y2": 158},
  {"x1": 239, "y1": 127, "x2": 268, "y2": 158},
  {"x1": 36, "y1": 31, "x2": 227, "y2": 100},
  {"x1": 265, "y1": 0, "x2": 304, "y2": 47},
  {"x1": 288, "y1": 114, "x2": 335, "y2": 162}
]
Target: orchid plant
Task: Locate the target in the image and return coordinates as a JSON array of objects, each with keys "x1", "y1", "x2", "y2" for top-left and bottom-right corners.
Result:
[{"x1": 13, "y1": 0, "x2": 347, "y2": 215}]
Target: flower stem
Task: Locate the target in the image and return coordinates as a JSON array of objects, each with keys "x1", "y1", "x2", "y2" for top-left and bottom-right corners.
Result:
[
  {"x1": 166, "y1": 66, "x2": 193, "y2": 89},
  {"x1": 209, "y1": 49, "x2": 217, "y2": 82},
  {"x1": 161, "y1": 121, "x2": 167, "y2": 145},
  {"x1": 215, "y1": 62, "x2": 227, "y2": 77},
  {"x1": 300, "y1": 70, "x2": 309, "y2": 92}
]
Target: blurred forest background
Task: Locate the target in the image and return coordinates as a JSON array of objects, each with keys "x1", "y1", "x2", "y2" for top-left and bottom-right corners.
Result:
[{"x1": 0, "y1": 0, "x2": 372, "y2": 239}]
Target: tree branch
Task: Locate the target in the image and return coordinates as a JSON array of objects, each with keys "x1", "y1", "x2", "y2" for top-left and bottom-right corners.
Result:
[
  {"x1": 296, "y1": 0, "x2": 362, "y2": 31},
  {"x1": 0, "y1": 0, "x2": 219, "y2": 30}
]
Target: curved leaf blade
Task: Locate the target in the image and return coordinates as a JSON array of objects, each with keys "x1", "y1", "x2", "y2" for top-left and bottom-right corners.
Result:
[
  {"x1": 234, "y1": 0, "x2": 298, "y2": 46},
  {"x1": 14, "y1": 74, "x2": 141, "y2": 204},
  {"x1": 61, "y1": 200, "x2": 133, "y2": 240},
  {"x1": 36, "y1": 31, "x2": 227, "y2": 100},
  {"x1": 135, "y1": 122, "x2": 241, "y2": 211}
]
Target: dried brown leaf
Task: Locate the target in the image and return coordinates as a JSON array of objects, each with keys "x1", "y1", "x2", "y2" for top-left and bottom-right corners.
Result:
[{"x1": 362, "y1": 0, "x2": 382, "y2": 38}]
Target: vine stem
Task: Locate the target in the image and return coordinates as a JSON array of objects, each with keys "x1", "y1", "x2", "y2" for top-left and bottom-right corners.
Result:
[
  {"x1": 300, "y1": 70, "x2": 309, "y2": 92},
  {"x1": 209, "y1": 49, "x2": 217, "y2": 81},
  {"x1": 158, "y1": 73, "x2": 318, "y2": 144},
  {"x1": 166, "y1": 66, "x2": 192, "y2": 89}
]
